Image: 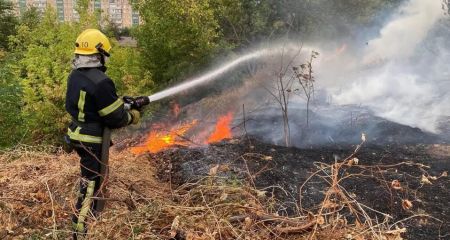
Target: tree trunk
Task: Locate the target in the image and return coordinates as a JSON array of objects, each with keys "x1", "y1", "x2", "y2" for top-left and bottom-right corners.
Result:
[{"x1": 306, "y1": 98, "x2": 310, "y2": 128}]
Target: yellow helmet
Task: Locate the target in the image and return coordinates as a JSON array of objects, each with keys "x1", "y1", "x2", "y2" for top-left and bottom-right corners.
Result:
[{"x1": 74, "y1": 29, "x2": 112, "y2": 56}]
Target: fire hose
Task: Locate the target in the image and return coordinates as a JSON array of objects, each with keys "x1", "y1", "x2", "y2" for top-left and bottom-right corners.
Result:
[
  {"x1": 95, "y1": 96, "x2": 151, "y2": 213},
  {"x1": 123, "y1": 96, "x2": 151, "y2": 111}
]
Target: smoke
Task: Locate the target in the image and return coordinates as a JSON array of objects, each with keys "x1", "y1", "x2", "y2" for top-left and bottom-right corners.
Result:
[
  {"x1": 239, "y1": 0, "x2": 450, "y2": 145},
  {"x1": 325, "y1": 0, "x2": 449, "y2": 133},
  {"x1": 332, "y1": 66, "x2": 440, "y2": 131},
  {"x1": 363, "y1": 0, "x2": 443, "y2": 64}
]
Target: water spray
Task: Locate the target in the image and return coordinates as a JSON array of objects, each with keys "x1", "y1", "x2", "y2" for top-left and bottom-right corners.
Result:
[{"x1": 138, "y1": 44, "x2": 307, "y2": 105}]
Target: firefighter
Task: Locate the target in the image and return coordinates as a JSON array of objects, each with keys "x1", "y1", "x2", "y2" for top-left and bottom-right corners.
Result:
[{"x1": 65, "y1": 29, "x2": 148, "y2": 238}]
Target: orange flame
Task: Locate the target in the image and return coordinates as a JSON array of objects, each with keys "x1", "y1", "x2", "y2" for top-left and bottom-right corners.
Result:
[
  {"x1": 207, "y1": 113, "x2": 234, "y2": 143},
  {"x1": 130, "y1": 120, "x2": 198, "y2": 154},
  {"x1": 130, "y1": 112, "x2": 235, "y2": 154}
]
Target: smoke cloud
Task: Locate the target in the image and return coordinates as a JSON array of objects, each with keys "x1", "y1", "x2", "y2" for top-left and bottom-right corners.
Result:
[
  {"x1": 363, "y1": 0, "x2": 443, "y2": 64},
  {"x1": 323, "y1": 0, "x2": 449, "y2": 133}
]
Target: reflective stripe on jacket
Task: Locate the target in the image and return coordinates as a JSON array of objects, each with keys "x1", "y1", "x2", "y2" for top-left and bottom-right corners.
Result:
[{"x1": 65, "y1": 68, "x2": 131, "y2": 144}]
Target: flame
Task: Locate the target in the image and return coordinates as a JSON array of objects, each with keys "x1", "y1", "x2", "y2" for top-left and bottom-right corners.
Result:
[
  {"x1": 207, "y1": 113, "x2": 233, "y2": 143},
  {"x1": 130, "y1": 112, "x2": 235, "y2": 155},
  {"x1": 130, "y1": 120, "x2": 198, "y2": 154}
]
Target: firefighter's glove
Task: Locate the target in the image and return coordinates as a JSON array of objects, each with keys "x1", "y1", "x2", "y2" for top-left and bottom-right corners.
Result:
[
  {"x1": 123, "y1": 96, "x2": 135, "y2": 105},
  {"x1": 128, "y1": 109, "x2": 140, "y2": 125}
]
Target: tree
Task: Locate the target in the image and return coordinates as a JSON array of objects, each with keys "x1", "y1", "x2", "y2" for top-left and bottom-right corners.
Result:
[
  {"x1": 255, "y1": 0, "x2": 403, "y2": 40},
  {"x1": 7, "y1": 0, "x2": 153, "y2": 144},
  {"x1": 135, "y1": 0, "x2": 220, "y2": 84},
  {"x1": 102, "y1": 18, "x2": 121, "y2": 40},
  {"x1": 19, "y1": 6, "x2": 41, "y2": 29},
  {"x1": 0, "y1": 7, "x2": 41, "y2": 148},
  {"x1": 0, "y1": 0, "x2": 17, "y2": 50},
  {"x1": 0, "y1": 54, "x2": 23, "y2": 148},
  {"x1": 106, "y1": 45, "x2": 154, "y2": 96},
  {"x1": 263, "y1": 46, "x2": 304, "y2": 147},
  {"x1": 8, "y1": 1, "x2": 100, "y2": 144},
  {"x1": 13, "y1": 9, "x2": 82, "y2": 143},
  {"x1": 211, "y1": 0, "x2": 279, "y2": 48},
  {"x1": 293, "y1": 51, "x2": 318, "y2": 128}
]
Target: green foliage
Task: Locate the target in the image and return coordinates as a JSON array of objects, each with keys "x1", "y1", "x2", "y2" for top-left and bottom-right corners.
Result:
[
  {"x1": 75, "y1": 0, "x2": 101, "y2": 28},
  {"x1": 19, "y1": 6, "x2": 41, "y2": 29},
  {"x1": 0, "y1": 5, "x2": 36, "y2": 148},
  {"x1": 270, "y1": 0, "x2": 402, "y2": 39},
  {"x1": 0, "y1": 54, "x2": 23, "y2": 148},
  {"x1": 14, "y1": 9, "x2": 79, "y2": 143},
  {"x1": 6, "y1": 1, "x2": 152, "y2": 145},
  {"x1": 102, "y1": 19, "x2": 122, "y2": 40},
  {"x1": 134, "y1": 0, "x2": 397, "y2": 85},
  {"x1": 106, "y1": 45, "x2": 154, "y2": 96},
  {"x1": 327, "y1": 0, "x2": 401, "y2": 24},
  {"x1": 0, "y1": 0, "x2": 17, "y2": 50},
  {"x1": 211, "y1": 0, "x2": 278, "y2": 47},
  {"x1": 9, "y1": 4, "x2": 100, "y2": 144},
  {"x1": 135, "y1": 0, "x2": 220, "y2": 84}
]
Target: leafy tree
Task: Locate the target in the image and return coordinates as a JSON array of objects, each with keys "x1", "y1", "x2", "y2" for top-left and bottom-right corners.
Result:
[
  {"x1": 106, "y1": 45, "x2": 154, "y2": 96},
  {"x1": 0, "y1": 7, "x2": 41, "y2": 148},
  {"x1": 103, "y1": 20, "x2": 122, "y2": 40},
  {"x1": 12, "y1": 9, "x2": 80, "y2": 143},
  {"x1": 135, "y1": 0, "x2": 220, "y2": 84},
  {"x1": 8, "y1": 8, "x2": 41, "y2": 58},
  {"x1": 19, "y1": 6, "x2": 41, "y2": 29},
  {"x1": 8, "y1": 0, "x2": 100, "y2": 144},
  {"x1": 0, "y1": 54, "x2": 23, "y2": 148},
  {"x1": 211, "y1": 0, "x2": 280, "y2": 48},
  {"x1": 0, "y1": 0, "x2": 17, "y2": 50},
  {"x1": 8, "y1": 0, "x2": 152, "y2": 144},
  {"x1": 272, "y1": 0, "x2": 402, "y2": 39}
]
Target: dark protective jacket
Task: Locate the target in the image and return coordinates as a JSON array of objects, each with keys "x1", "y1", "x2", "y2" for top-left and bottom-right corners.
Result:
[{"x1": 65, "y1": 67, "x2": 131, "y2": 144}]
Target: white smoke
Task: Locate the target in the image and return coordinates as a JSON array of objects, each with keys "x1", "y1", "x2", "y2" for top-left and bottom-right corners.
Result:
[
  {"x1": 328, "y1": 0, "x2": 449, "y2": 133},
  {"x1": 363, "y1": 0, "x2": 443, "y2": 64}
]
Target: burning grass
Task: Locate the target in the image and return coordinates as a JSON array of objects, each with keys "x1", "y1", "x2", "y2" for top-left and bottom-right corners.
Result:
[
  {"x1": 129, "y1": 111, "x2": 235, "y2": 155},
  {"x1": 130, "y1": 120, "x2": 200, "y2": 154},
  {"x1": 0, "y1": 140, "x2": 448, "y2": 239}
]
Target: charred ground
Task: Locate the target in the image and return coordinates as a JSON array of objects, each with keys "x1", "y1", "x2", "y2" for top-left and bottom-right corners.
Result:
[{"x1": 152, "y1": 138, "x2": 449, "y2": 240}]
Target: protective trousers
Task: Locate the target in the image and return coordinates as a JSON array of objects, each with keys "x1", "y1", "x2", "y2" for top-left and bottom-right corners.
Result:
[{"x1": 72, "y1": 144, "x2": 102, "y2": 238}]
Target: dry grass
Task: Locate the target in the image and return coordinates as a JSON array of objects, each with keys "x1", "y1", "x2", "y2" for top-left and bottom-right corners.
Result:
[
  {"x1": 0, "y1": 142, "x2": 408, "y2": 240},
  {"x1": 0, "y1": 145, "x2": 166, "y2": 239}
]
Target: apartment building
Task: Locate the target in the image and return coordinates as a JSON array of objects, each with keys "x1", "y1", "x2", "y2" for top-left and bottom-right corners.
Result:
[{"x1": 12, "y1": 0, "x2": 139, "y2": 29}]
